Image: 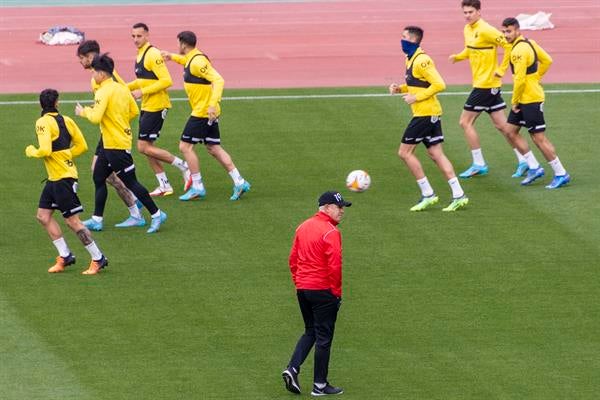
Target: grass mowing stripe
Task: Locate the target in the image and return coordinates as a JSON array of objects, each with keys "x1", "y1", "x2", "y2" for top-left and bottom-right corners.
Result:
[{"x1": 0, "y1": 292, "x2": 96, "y2": 400}]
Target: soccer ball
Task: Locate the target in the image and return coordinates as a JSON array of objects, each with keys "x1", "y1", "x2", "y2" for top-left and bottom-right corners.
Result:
[{"x1": 346, "y1": 170, "x2": 371, "y2": 192}]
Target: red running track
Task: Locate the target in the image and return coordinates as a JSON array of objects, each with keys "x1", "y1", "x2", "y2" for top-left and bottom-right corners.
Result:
[{"x1": 0, "y1": 0, "x2": 599, "y2": 94}]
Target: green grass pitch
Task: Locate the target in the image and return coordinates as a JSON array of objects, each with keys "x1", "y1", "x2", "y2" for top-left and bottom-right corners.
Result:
[{"x1": 1, "y1": 84, "x2": 599, "y2": 399}]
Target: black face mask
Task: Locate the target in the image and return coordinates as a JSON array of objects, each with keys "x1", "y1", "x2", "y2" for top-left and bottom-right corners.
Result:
[{"x1": 401, "y1": 39, "x2": 419, "y2": 57}]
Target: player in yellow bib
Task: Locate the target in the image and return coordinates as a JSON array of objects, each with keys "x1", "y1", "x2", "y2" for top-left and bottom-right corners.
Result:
[
  {"x1": 162, "y1": 31, "x2": 251, "y2": 201},
  {"x1": 449, "y1": 0, "x2": 537, "y2": 179},
  {"x1": 390, "y1": 26, "x2": 468, "y2": 212},
  {"x1": 501, "y1": 17, "x2": 570, "y2": 189},
  {"x1": 76, "y1": 53, "x2": 167, "y2": 234},
  {"x1": 25, "y1": 89, "x2": 108, "y2": 275},
  {"x1": 76, "y1": 40, "x2": 144, "y2": 230},
  {"x1": 128, "y1": 22, "x2": 191, "y2": 197}
]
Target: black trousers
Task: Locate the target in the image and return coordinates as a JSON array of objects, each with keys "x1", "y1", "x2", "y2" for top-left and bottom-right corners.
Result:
[
  {"x1": 93, "y1": 149, "x2": 158, "y2": 216},
  {"x1": 288, "y1": 289, "x2": 341, "y2": 384}
]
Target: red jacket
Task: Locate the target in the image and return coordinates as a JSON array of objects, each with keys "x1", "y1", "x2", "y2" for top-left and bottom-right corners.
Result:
[{"x1": 289, "y1": 211, "x2": 343, "y2": 297}]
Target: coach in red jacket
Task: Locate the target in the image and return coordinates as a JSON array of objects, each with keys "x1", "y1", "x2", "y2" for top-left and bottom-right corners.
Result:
[{"x1": 282, "y1": 190, "x2": 351, "y2": 396}]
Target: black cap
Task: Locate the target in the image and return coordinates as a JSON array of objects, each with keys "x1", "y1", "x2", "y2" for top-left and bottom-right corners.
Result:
[{"x1": 318, "y1": 191, "x2": 352, "y2": 207}]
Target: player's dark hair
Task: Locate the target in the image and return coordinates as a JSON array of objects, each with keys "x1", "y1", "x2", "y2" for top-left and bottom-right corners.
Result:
[
  {"x1": 77, "y1": 40, "x2": 100, "y2": 56},
  {"x1": 133, "y1": 22, "x2": 149, "y2": 31},
  {"x1": 39, "y1": 88, "x2": 59, "y2": 110},
  {"x1": 91, "y1": 53, "x2": 114, "y2": 75},
  {"x1": 404, "y1": 26, "x2": 424, "y2": 44},
  {"x1": 177, "y1": 31, "x2": 197, "y2": 47},
  {"x1": 461, "y1": 0, "x2": 481, "y2": 10},
  {"x1": 502, "y1": 17, "x2": 520, "y2": 28}
]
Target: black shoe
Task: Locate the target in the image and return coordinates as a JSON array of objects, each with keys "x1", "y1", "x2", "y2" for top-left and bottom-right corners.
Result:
[
  {"x1": 97, "y1": 255, "x2": 109, "y2": 270},
  {"x1": 311, "y1": 383, "x2": 343, "y2": 396},
  {"x1": 63, "y1": 253, "x2": 76, "y2": 266},
  {"x1": 282, "y1": 367, "x2": 301, "y2": 394}
]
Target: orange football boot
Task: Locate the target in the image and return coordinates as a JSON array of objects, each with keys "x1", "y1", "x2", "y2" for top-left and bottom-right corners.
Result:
[
  {"x1": 81, "y1": 256, "x2": 109, "y2": 275},
  {"x1": 48, "y1": 253, "x2": 76, "y2": 273}
]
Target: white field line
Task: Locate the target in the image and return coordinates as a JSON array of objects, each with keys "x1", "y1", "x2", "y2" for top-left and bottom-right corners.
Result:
[{"x1": 0, "y1": 88, "x2": 599, "y2": 105}]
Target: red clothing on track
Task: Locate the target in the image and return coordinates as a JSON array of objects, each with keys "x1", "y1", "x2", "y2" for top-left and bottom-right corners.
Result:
[{"x1": 289, "y1": 211, "x2": 343, "y2": 297}]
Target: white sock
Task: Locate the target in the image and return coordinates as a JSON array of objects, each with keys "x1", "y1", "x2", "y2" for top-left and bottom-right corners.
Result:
[
  {"x1": 191, "y1": 173, "x2": 205, "y2": 191},
  {"x1": 52, "y1": 237, "x2": 71, "y2": 258},
  {"x1": 315, "y1": 383, "x2": 326, "y2": 389},
  {"x1": 472, "y1": 148, "x2": 485, "y2": 166},
  {"x1": 228, "y1": 168, "x2": 245, "y2": 186},
  {"x1": 128, "y1": 204, "x2": 142, "y2": 219},
  {"x1": 170, "y1": 157, "x2": 188, "y2": 172},
  {"x1": 524, "y1": 151, "x2": 540, "y2": 170},
  {"x1": 417, "y1": 177, "x2": 434, "y2": 197},
  {"x1": 151, "y1": 210, "x2": 162, "y2": 219},
  {"x1": 84, "y1": 241, "x2": 103, "y2": 261},
  {"x1": 92, "y1": 215, "x2": 103, "y2": 223},
  {"x1": 156, "y1": 172, "x2": 171, "y2": 188},
  {"x1": 549, "y1": 157, "x2": 567, "y2": 176},
  {"x1": 448, "y1": 177, "x2": 464, "y2": 198},
  {"x1": 514, "y1": 148, "x2": 526, "y2": 163}
]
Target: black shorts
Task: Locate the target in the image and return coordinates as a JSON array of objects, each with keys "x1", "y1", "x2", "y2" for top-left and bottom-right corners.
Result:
[
  {"x1": 402, "y1": 116, "x2": 444, "y2": 148},
  {"x1": 97, "y1": 148, "x2": 136, "y2": 177},
  {"x1": 507, "y1": 102, "x2": 546, "y2": 134},
  {"x1": 180, "y1": 116, "x2": 221, "y2": 145},
  {"x1": 464, "y1": 88, "x2": 506, "y2": 113},
  {"x1": 38, "y1": 178, "x2": 83, "y2": 218},
  {"x1": 138, "y1": 109, "x2": 168, "y2": 141}
]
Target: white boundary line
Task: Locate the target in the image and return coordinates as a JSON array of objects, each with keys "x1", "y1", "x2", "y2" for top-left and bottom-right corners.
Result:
[{"x1": 0, "y1": 88, "x2": 598, "y2": 105}]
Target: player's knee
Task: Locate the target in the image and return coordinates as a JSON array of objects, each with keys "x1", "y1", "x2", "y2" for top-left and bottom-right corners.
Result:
[
  {"x1": 107, "y1": 173, "x2": 127, "y2": 189},
  {"x1": 459, "y1": 117, "x2": 472, "y2": 129},
  {"x1": 137, "y1": 140, "x2": 149, "y2": 154},
  {"x1": 398, "y1": 149, "x2": 409, "y2": 161},
  {"x1": 398, "y1": 146, "x2": 412, "y2": 161},
  {"x1": 105, "y1": 173, "x2": 118, "y2": 187},
  {"x1": 493, "y1": 121, "x2": 507, "y2": 133},
  {"x1": 427, "y1": 143, "x2": 445, "y2": 160},
  {"x1": 206, "y1": 144, "x2": 220, "y2": 156},
  {"x1": 303, "y1": 328, "x2": 315, "y2": 338},
  {"x1": 314, "y1": 337, "x2": 333, "y2": 350},
  {"x1": 63, "y1": 216, "x2": 80, "y2": 231},
  {"x1": 179, "y1": 141, "x2": 192, "y2": 154},
  {"x1": 531, "y1": 132, "x2": 544, "y2": 143},
  {"x1": 35, "y1": 211, "x2": 50, "y2": 226},
  {"x1": 532, "y1": 133, "x2": 550, "y2": 148},
  {"x1": 504, "y1": 125, "x2": 518, "y2": 137}
]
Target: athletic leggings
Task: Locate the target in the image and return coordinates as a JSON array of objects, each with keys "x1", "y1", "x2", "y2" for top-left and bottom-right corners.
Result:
[{"x1": 93, "y1": 149, "x2": 159, "y2": 216}]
